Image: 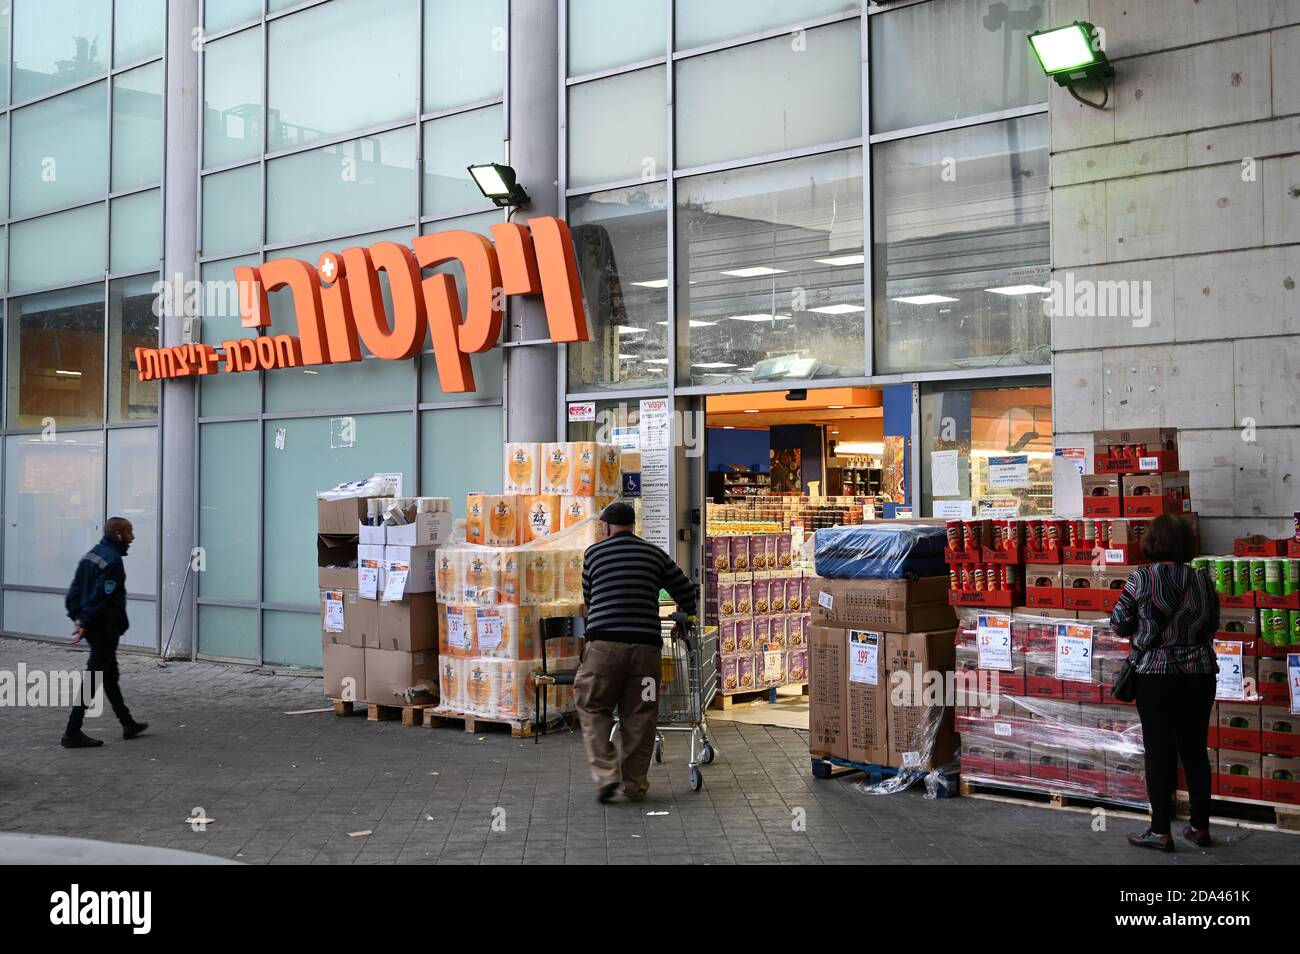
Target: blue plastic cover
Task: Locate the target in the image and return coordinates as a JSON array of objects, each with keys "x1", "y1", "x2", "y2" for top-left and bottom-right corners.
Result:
[{"x1": 813, "y1": 523, "x2": 948, "y2": 580}]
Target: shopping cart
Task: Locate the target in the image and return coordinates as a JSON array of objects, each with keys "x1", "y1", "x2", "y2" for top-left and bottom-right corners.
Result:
[{"x1": 612, "y1": 616, "x2": 718, "y2": 791}]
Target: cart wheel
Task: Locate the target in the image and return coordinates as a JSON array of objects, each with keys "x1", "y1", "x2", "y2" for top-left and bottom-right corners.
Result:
[
  {"x1": 653, "y1": 738, "x2": 663, "y2": 764},
  {"x1": 688, "y1": 766, "x2": 703, "y2": 792},
  {"x1": 700, "y1": 742, "x2": 715, "y2": 765}
]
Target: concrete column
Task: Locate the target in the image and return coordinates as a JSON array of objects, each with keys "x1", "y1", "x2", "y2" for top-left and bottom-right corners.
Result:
[
  {"x1": 159, "y1": 0, "x2": 200, "y2": 658},
  {"x1": 504, "y1": 0, "x2": 561, "y2": 443}
]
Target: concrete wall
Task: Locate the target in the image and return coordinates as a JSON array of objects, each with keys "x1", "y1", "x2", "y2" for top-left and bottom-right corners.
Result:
[{"x1": 1049, "y1": 0, "x2": 1300, "y2": 550}]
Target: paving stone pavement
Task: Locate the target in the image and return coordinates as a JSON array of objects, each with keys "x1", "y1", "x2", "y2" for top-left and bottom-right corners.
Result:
[{"x1": 1, "y1": 637, "x2": 1296, "y2": 865}]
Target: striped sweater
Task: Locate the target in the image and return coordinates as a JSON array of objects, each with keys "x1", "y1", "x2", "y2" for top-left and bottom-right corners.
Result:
[
  {"x1": 1109, "y1": 562, "x2": 1219, "y2": 675},
  {"x1": 582, "y1": 531, "x2": 697, "y2": 646}
]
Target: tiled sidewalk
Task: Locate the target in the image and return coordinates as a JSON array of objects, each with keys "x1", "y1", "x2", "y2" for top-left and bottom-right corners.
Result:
[{"x1": 1, "y1": 637, "x2": 1295, "y2": 865}]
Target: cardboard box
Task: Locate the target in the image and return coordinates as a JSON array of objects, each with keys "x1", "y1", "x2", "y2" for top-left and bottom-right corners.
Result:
[
  {"x1": 1208, "y1": 701, "x2": 1219, "y2": 746},
  {"x1": 1217, "y1": 751, "x2": 1263, "y2": 800},
  {"x1": 1216, "y1": 654, "x2": 1258, "y2": 702},
  {"x1": 1068, "y1": 749, "x2": 1107, "y2": 796},
  {"x1": 1262, "y1": 755, "x2": 1300, "y2": 804},
  {"x1": 994, "y1": 740, "x2": 1032, "y2": 782},
  {"x1": 320, "y1": 589, "x2": 349, "y2": 645},
  {"x1": 1262, "y1": 706, "x2": 1300, "y2": 756},
  {"x1": 317, "y1": 496, "x2": 370, "y2": 534},
  {"x1": 1081, "y1": 474, "x2": 1123, "y2": 517},
  {"x1": 1030, "y1": 741, "x2": 1071, "y2": 786},
  {"x1": 961, "y1": 736, "x2": 998, "y2": 778},
  {"x1": 1062, "y1": 566, "x2": 1126, "y2": 612},
  {"x1": 358, "y1": 516, "x2": 386, "y2": 544},
  {"x1": 364, "y1": 648, "x2": 438, "y2": 705},
  {"x1": 1258, "y1": 657, "x2": 1290, "y2": 705},
  {"x1": 347, "y1": 589, "x2": 379, "y2": 649},
  {"x1": 1092, "y1": 427, "x2": 1180, "y2": 475},
  {"x1": 884, "y1": 630, "x2": 958, "y2": 770},
  {"x1": 318, "y1": 536, "x2": 358, "y2": 590},
  {"x1": 383, "y1": 506, "x2": 453, "y2": 548},
  {"x1": 1218, "y1": 702, "x2": 1263, "y2": 752},
  {"x1": 846, "y1": 629, "x2": 889, "y2": 766},
  {"x1": 1025, "y1": 651, "x2": 1062, "y2": 699},
  {"x1": 1217, "y1": 606, "x2": 1258, "y2": 640},
  {"x1": 1105, "y1": 747, "x2": 1148, "y2": 801},
  {"x1": 811, "y1": 576, "x2": 956, "y2": 632},
  {"x1": 809, "y1": 625, "x2": 849, "y2": 760},
  {"x1": 322, "y1": 643, "x2": 365, "y2": 700},
  {"x1": 1123, "y1": 471, "x2": 1191, "y2": 518},
  {"x1": 383, "y1": 544, "x2": 440, "y2": 595},
  {"x1": 504, "y1": 442, "x2": 541, "y2": 496},
  {"x1": 376, "y1": 592, "x2": 439, "y2": 653},
  {"x1": 1024, "y1": 563, "x2": 1065, "y2": 609},
  {"x1": 706, "y1": 537, "x2": 731, "y2": 573}
]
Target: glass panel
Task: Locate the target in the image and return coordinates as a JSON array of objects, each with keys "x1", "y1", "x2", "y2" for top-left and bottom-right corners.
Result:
[
  {"x1": 119, "y1": 598, "x2": 157, "y2": 649},
  {"x1": 12, "y1": 0, "x2": 110, "y2": 102},
  {"x1": 870, "y1": 0, "x2": 1047, "y2": 134},
  {"x1": 0, "y1": 2, "x2": 10, "y2": 105},
  {"x1": 108, "y1": 274, "x2": 160, "y2": 421},
  {"x1": 423, "y1": 0, "x2": 506, "y2": 110},
  {"x1": 263, "y1": 609, "x2": 323, "y2": 668},
  {"x1": 0, "y1": 121, "x2": 8, "y2": 219},
  {"x1": 11, "y1": 82, "x2": 109, "y2": 217},
  {"x1": 420, "y1": 405, "x2": 502, "y2": 501},
  {"x1": 268, "y1": 126, "x2": 417, "y2": 244},
  {"x1": 199, "y1": 255, "x2": 261, "y2": 416},
  {"x1": 205, "y1": 0, "x2": 262, "y2": 35},
  {"x1": 268, "y1": 0, "x2": 419, "y2": 152},
  {"x1": 198, "y1": 604, "x2": 259, "y2": 661},
  {"x1": 107, "y1": 426, "x2": 159, "y2": 597},
  {"x1": 4, "y1": 431, "x2": 105, "y2": 587},
  {"x1": 675, "y1": 20, "x2": 859, "y2": 170},
  {"x1": 421, "y1": 105, "x2": 501, "y2": 216},
  {"x1": 8, "y1": 283, "x2": 106, "y2": 427},
  {"x1": 675, "y1": 0, "x2": 856, "y2": 49},
  {"x1": 568, "y1": 0, "x2": 663, "y2": 76},
  {"x1": 263, "y1": 412, "x2": 413, "y2": 606},
  {"x1": 565, "y1": 399, "x2": 648, "y2": 533},
  {"x1": 566, "y1": 183, "x2": 668, "y2": 391},
  {"x1": 199, "y1": 420, "x2": 260, "y2": 600},
  {"x1": 112, "y1": 61, "x2": 164, "y2": 190},
  {"x1": 873, "y1": 115, "x2": 1050, "y2": 374},
  {"x1": 202, "y1": 164, "x2": 261, "y2": 256},
  {"x1": 10, "y1": 203, "x2": 107, "y2": 292},
  {"x1": 676, "y1": 149, "x2": 865, "y2": 387},
  {"x1": 4, "y1": 590, "x2": 80, "y2": 638},
  {"x1": 203, "y1": 27, "x2": 263, "y2": 167},
  {"x1": 567, "y1": 66, "x2": 665, "y2": 189},
  {"x1": 110, "y1": 188, "x2": 161, "y2": 273},
  {"x1": 921, "y1": 385, "x2": 1054, "y2": 517},
  {"x1": 114, "y1": 0, "x2": 165, "y2": 66},
  {"x1": 0, "y1": 228, "x2": 7, "y2": 292}
]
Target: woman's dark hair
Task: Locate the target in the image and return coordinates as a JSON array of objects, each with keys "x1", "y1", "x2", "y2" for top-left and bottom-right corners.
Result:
[{"x1": 1141, "y1": 513, "x2": 1196, "y2": 563}]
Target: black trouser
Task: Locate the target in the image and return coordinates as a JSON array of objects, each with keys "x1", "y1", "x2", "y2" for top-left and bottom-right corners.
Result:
[
  {"x1": 1135, "y1": 672, "x2": 1215, "y2": 835},
  {"x1": 65, "y1": 631, "x2": 133, "y2": 735}
]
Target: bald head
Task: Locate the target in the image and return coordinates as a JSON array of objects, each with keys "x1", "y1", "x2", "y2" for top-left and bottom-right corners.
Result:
[{"x1": 105, "y1": 516, "x2": 135, "y2": 553}]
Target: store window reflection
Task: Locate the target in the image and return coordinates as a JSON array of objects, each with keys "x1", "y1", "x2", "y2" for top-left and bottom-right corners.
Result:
[
  {"x1": 8, "y1": 285, "x2": 105, "y2": 427},
  {"x1": 567, "y1": 398, "x2": 646, "y2": 532},
  {"x1": 675, "y1": 149, "x2": 865, "y2": 387},
  {"x1": 873, "y1": 115, "x2": 1050, "y2": 374},
  {"x1": 108, "y1": 275, "x2": 159, "y2": 422},
  {"x1": 921, "y1": 385, "x2": 1053, "y2": 517}
]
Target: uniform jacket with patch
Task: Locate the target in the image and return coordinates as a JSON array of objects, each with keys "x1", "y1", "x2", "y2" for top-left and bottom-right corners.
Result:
[{"x1": 65, "y1": 535, "x2": 130, "y2": 637}]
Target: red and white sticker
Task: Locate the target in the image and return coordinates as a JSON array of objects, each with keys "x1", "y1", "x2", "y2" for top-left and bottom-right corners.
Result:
[{"x1": 567, "y1": 401, "x2": 596, "y2": 422}]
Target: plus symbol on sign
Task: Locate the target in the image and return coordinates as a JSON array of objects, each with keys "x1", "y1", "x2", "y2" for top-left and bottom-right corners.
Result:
[{"x1": 318, "y1": 254, "x2": 338, "y2": 282}]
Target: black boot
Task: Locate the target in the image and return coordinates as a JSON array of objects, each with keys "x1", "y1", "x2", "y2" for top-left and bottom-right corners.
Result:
[
  {"x1": 122, "y1": 721, "x2": 149, "y2": 740},
  {"x1": 61, "y1": 732, "x2": 104, "y2": 749},
  {"x1": 1127, "y1": 829, "x2": 1174, "y2": 852}
]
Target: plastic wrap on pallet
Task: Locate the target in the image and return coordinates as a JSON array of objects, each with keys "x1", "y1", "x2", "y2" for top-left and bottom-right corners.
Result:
[
  {"x1": 434, "y1": 515, "x2": 600, "y2": 605},
  {"x1": 812, "y1": 523, "x2": 949, "y2": 580},
  {"x1": 436, "y1": 655, "x2": 578, "y2": 722},
  {"x1": 854, "y1": 703, "x2": 959, "y2": 800}
]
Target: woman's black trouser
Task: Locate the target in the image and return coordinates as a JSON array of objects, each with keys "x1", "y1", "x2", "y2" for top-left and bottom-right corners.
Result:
[{"x1": 1134, "y1": 672, "x2": 1216, "y2": 835}]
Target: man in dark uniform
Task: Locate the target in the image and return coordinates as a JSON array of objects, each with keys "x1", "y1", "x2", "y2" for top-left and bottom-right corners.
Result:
[{"x1": 62, "y1": 516, "x2": 148, "y2": 748}]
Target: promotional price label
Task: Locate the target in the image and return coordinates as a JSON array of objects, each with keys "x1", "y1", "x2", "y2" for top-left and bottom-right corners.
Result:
[
  {"x1": 1139, "y1": 456, "x2": 1159, "y2": 471},
  {"x1": 476, "y1": 610, "x2": 502, "y2": 651},
  {"x1": 1105, "y1": 549, "x2": 1126, "y2": 564},
  {"x1": 1214, "y1": 640, "x2": 1245, "y2": 701},
  {"x1": 323, "y1": 591, "x2": 344, "y2": 633},
  {"x1": 1055, "y1": 623, "x2": 1094, "y2": 682},
  {"x1": 976, "y1": 614, "x2": 1013, "y2": 672},
  {"x1": 763, "y1": 650, "x2": 784, "y2": 683},
  {"x1": 1289, "y1": 653, "x2": 1300, "y2": 715},
  {"x1": 567, "y1": 401, "x2": 596, "y2": 422},
  {"x1": 993, "y1": 721, "x2": 1013, "y2": 738},
  {"x1": 358, "y1": 560, "x2": 379, "y2": 600},
  {"x1": 817, "y1": 590, "x2": 833, "y2": 610},
  {"x1": 849, "y1": 630, "x2": 880, "y2": 686},
  {"x1": 382, "y1": 563, "x2": 409, "y2": 602},
  {"x1": 447, "y1": 609, "x2": 468, "y2": 650}
]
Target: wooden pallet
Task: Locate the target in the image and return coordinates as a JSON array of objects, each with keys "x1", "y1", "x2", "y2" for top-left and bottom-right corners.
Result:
[
  {"x1": 711, "y1": 684, "x2": 809, "y2": 710},
  {"x1": 423, "y1": 708, "x2": 540, "y2": 738},
  {"x1": 367, "y1": 701, "x2": 436, "y2": 726},
  {"x1": 329, "y1": 698, "x2": 366, "y2": 717},
  {"x1": 1175, "y1": 792, "x2": 1300, "y2": 834},
  {"x1": 812, "y1": 756, "x2": 958, "y2": 796}
]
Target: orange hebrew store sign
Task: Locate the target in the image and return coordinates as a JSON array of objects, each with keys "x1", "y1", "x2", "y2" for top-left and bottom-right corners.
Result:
[{"x1": 135, "y1": 216, "x2": 588, "y2": 393}]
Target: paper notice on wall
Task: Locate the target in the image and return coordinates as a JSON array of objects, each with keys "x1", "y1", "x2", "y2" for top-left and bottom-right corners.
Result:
[
  {"x1": 274, "y1": 427, "x2": 286, "y2": 451},
  {"x1": 1288, "y1": 653, "x2": 1300, "y2": 714},
  {"x1": 382, "y1": 563, "x2": 409, "y2": 602},
  {"x1": 978, "y1": 499, "x2": 1021, "y2": 518},
  {"x1": 1055, "y1": 623, "x2": 1094, "y2": 682},
  {"x1": 848, "y1": 630, "x2": 880, "y2": 686},
  {"x1": 639, "y1": 399, "x2": 672, "y2": 554},
  {"x1": 1055, "y1": 447, "x2": 1086, "y2": 476},
  {"x1": 988, "y1": 454, "x2": 1030, "y2": 489},
  {"x1": 358, "y1": 560, "x2": 380, "y2": 600},
  {"x1": 476, "y1": 610, "x2": 502, "y2": 651},
  {"x1": 1214, "y1": 640, "x2": 1245, "y2": 701},
  {"x1": 930, "y1": 450, "x2": 960, "y2": 498},
  {"x1": 323, "y1": 592, "x2": 345, "y2": 633},
  {"x1": 976, "y1": 614, "x2": 1013, "y2": 672},
  {"x1": 934, "y1": 499, "x2": 974, "y2": 519}
]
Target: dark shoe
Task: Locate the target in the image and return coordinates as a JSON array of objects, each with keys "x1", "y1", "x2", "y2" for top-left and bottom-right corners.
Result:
[
  {"x1": 1127, "y1": 829, "x2": 1174, "y2": 853},
  {"x1": 122, "y1": 721, "x2": 148, "y2": 740},
  {"x1": 61, "y1": 732, "x2": 104, "y2": 749},
  {"x1": 1182, "y1": 825, "x2": 1212, "y2": 848},
  {"x1": 597, "y1": 782, "x2": 618, "y2": 804},
  {"x1": 623, "y1": 781, "x2": 649, "y2": 802}
]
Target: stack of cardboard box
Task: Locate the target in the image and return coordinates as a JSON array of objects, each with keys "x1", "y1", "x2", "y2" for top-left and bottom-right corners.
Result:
[
  {"x1": 318, "y1": 490, "x2": 381, "y2": 703},
  {"x1": 808, "y1": 574, "x2": 958, "y2": 771}
]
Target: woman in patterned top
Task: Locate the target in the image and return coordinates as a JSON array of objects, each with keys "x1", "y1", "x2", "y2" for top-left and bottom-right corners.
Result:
[{"x1": 1109, "y1": 514, "x2": 1219, "y2": 853}]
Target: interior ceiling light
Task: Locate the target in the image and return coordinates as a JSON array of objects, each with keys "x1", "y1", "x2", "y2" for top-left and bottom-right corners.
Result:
[
  {"x1": 1028, "y1": 20, "x2": 1114, "y2": 109},
  {"x1": 629, "y1": 278, "x2": 669, "y2": 288},
  {"x1": 618, "y1": 354, "x2": 637, "y2": 360},
  {"x1": 892, "y1": 294, "x2": 959, "y2": 305},
  {"x1": 727, "y1": 313, "x2": 791, "y2": 322},
  {"x1": 814, "y1": 254, "x2": 865, "y2": 266},
  {"x1": 643, "y1": 358, "x2": 669, "y2": 364},
  {"x1": 721, "y1": 266, "x2": 786, "y2": 278},
  {"x1": 657, "y1": 319, "x2": 716, "y2": 327},
  {"x1": 808, "y1": 304, "x2": 865, "y2": 314},
  {"x1": 615, "y1": 324, "x2": 647, "y2": 334},
  {"x1": 693, "y1": 362, "x2": 737, "y2": 369},
  {"x1": 986, "y1": 284, "x2": 1052, "y2": 296}
]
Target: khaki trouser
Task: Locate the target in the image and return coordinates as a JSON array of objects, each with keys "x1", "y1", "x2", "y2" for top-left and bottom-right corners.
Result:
[{"x1": 574, "y1": 640, "x2": 660, "y2": 795}]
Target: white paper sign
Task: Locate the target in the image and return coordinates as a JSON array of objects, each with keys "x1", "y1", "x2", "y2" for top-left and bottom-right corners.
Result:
[
  {"x1": 977, "y1": 614, "x2": 1013, "y2": 672},
  {"x1": 1055, "y1": 447, "x2": 1086, "y2": 476},
  {"x1": 993, "y1": 721, "x2": 1013, "y2": 738},
  {"x1": 988, "y1": 454, "x2": 1030, "y2": 489},
  {"x1": 1055, "y1": 622, "x2": 1094, "y2": 682},
  {"x1": 1214, "y1": 640, "x2": 1245, "y2": 701},
  {"x1": 274, "y1": 427, "x2": 286, "y2": 450},
  {"x1": 447, "y1": 610, "x2": 468, "y2": 650},
  {"x1": 382, "y1": 563, "x2": 409, "y2": 601},
  {"x1": 1139, "y1": 456, "x2": 1159, "y2": 471},
  {"x1": 323, "y1": 591, "x2": 345, "y2": 633},
  {"x1": 978, "y1": 499, "x2": 1021, "y2": 518},
  {"x1": 1289, "y1": 653, "x2": 1300, "y2": 715},
  {"x1": 817, "y1": 590, "x2": 833, "y2": 610},
  {"x1": 358, "y1": 561, "x2": 379, "y2": 600},
  {"x1": 476, "y1": 610, "x2": 502, "y2": 650},
  {"x1": 763, "y1": 650, "x2": 784, "y2": 683},
  {"x1": 930, "y1": 450, "x2": 960, "y2": 497},
  {"x1": 567, "y1": 401, "x2": 596, "y2": 422},
  {"x1": 849, "y1": 630, "x2": 880, "y2": 686},
  {"x1": 639, "y1": 399, "x2": 672, "y2": 555},
  {"x1": 1105, "y1": 549, "x2": 1126, "y2": 564},
  {"x1": 934, "y1": 499, "x2": 975, "y2": 519}
]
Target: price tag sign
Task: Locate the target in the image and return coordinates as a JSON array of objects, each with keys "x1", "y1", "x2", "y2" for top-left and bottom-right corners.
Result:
[
  {"x1": 323, "y1": 591, "x2": 345, "y2": 633},
  {"x1": 849, "y1": 630, "x2": 880, "y2": 686},
  {"x1": 447, "y1": 609, "x2": 469, "y2": 650},
  {"x1": 817, "y1": 590, "x2": 833, "y2": 610},
  {"x1": 1139, "y1": 456, "x2": 1159, "y2": 471},
  {"x1": 993, "y1": 721, "x2": 1013, "y2": 738},
  {"x1": 1214, "y1": 640, "x2": 1245, "y2": 701},
  {"x1": 358, "y1": 560, "x2": 379, "y2": 600},
  {"x1": 1105, "y1": 549, "x2": 1126, "y2": 564},
  {"x1": 463, "y1": 583, "x2": 480, "y2": 604},
  {"x1": 977, "y1": 614, "x2": 1013, "y2": 671},
  {"x1": 476, "y1": 609, "x2": 502, "y2": 651},
  {"x1": 1289, "y1": 653, "x2": 1300, "y2": 715},
  {"x1": 764, "y1": 650, "x2": 784, "y2": 683},
  {"x1": 382, "y1": 562, "x2": 409, "y2": 602},
  {"x1": 1055, "y1": 622, "x2": 1094, "y2": 682}
]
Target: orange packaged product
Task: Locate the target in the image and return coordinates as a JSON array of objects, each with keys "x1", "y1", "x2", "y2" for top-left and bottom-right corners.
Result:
[
  {"x1": 440, "y1": 603, "x2": 476, "y2": 657},
  {"x1": 486, "y1": 495, "x2": 520, "y2": 547},
  {"x1": 572, "y1": 441, "x2": 599, "y2": 497},
  {"x1": 466, "y1": 494, "x2": 488, "y2": 546},
  {"x1": 540, "y1": 443, "x2": 574, "y2": 495},
  {"x1": 597, "y1": 443, "x2": 622, "y2": 495},
  {"x1": 463, "y1": 550, "x2": 499, "y2": 604},
  {"x1": 557, "y1": 549, "x2": 585, "y2": 603},
  {"x1": 561, "y1": 495, "x2": 595, "y2": 529},
  {"x1": 498, "y1": 548, "x2": 522, "y2": 605},
  {"x1": 503, "y1": 442, "x2": 541, "y2": 496},
  {"x1": 521, "y1": 495, "x2": 562, "y2": 543},
  {"x1": 522, "y1": 549, "x2": 557, "y2": 605}
]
